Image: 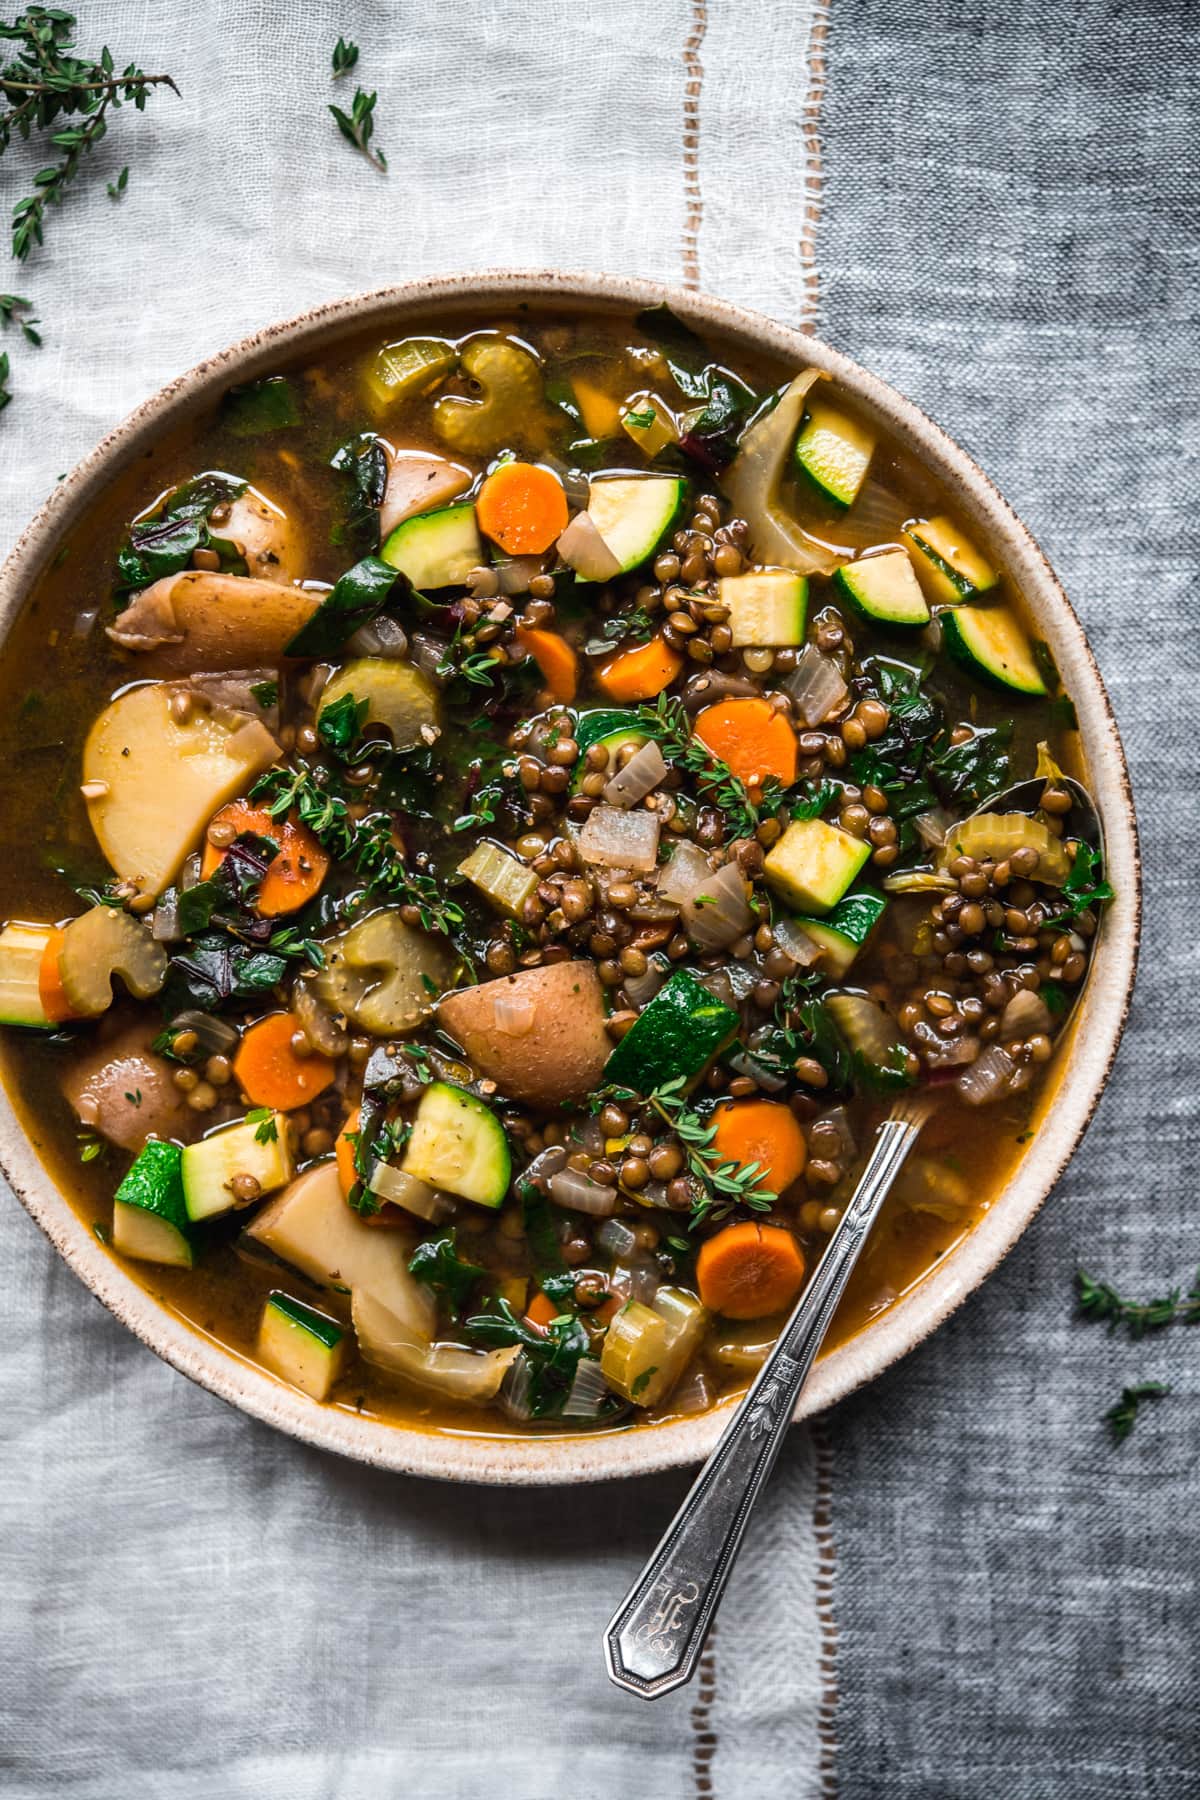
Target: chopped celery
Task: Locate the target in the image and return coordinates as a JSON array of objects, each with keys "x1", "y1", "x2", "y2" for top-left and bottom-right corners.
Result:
[
  {"x1": 363, "y1": 337, "x2": 456, "y2": 411},
  {"x1": 457, "y1": 840, "x2": 539, "y2": 919},
  {"x1": 601, "y1": 1286, "x2": 708, "y2": 1406},
  {"x1": 939, "y1": 812, "x2": 1071, "y2": 884}
]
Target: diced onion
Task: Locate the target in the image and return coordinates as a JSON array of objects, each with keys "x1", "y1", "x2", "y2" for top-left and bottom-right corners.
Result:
[
  {"x1": 784, "y1": 644, "x2": 849, "y2": 727},
  {"x1": 623, "y1": 952, "x2": 670, "y2": 1010},
  {"x1": 169, "y1": 1008, "x2": 239, "y2": 1054},
  {"x1": 956, "y1": 1044, "x2": 1017, "y2": 1106},
  {"x1": 151, "y1": 890, "x2": 181, "y2": 942},
  {"x1": 670, "y1": 1364, "x2": 715, "y2": 1416},
  {"x1": 368, "y1": 1160, "x2": 450, "y2": 1223},
  {"x1": 999, "y1": 988, "x2": 1052, "y2": 1039},
  {"x1": 772, "y1": 915, "x2": 825, "y2": 967},
  {"x1": 346, "y1": 614, "x2": 408, "y2": 659},
  {"x1": 596, "y1": 1218, "x2": 639, "y2": 1260},
  {"x1": 557, "y1": 508, "x2": 621, "y2": 581},
  {"x1": 549, "y1": 1166, "x2": 618, "y2": 1216},
  {"x1": 609, "y1": 1254, "x2": 661, "y2": 1306},
  {"x1": 493, "y1": 991, "x2": 537, "y2": 1036},
  {"x1": 725, "y1": 1046, "x2": 787, "y2": 1093},
  {"x1": 72, "y1": 606, "x2": 99, "y2": 639},
  {"x1": 914, "y1": 807, "x2": 955, "y2": 850},
  {"x1": 579, "y1": 805, "x2": 661, "y2": 873},
  {"x1": 656, "y1": 839, "x2": 712, "y2": 906},
  {"x1": 493, "y1": 555, "x2": 545, "y2": 596},
  {"x1": 500, "y1": 1354, "x2": 534, "y2": 1421},
  {"x1": 682, "y1": 860, "x2": 752, "y2": 950},
  {"x1": 881, "y1": 869, "x2": 958, "y2": 896},
  {"x1": 560, "y1": 1356, "x2": 610, "y2": 1420},
  {"x1": 914, "y1": 1023, "x2": 979, "y2": 1069},
  {"x1": 812, "y1": 1105, "x2": 857, "y2": 1164},
  {"x1": 603, "y1": 740, "x2": 667, "y2": 809}
]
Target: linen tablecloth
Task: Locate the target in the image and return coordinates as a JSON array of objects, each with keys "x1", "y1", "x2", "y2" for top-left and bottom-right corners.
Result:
[{"x1": 0, "y1": 2, "x2": 1195, "y2": 1794}]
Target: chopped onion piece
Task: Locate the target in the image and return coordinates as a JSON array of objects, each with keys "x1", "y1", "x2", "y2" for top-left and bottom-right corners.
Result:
[
  {"x1": 346, "y1": 614, "x2": 408, "y2": 659},
  {"x1": 169, "y1": 1008, "x2": 239, "y2": 1054},
  {"x1": 493, "y1": 990, "x2": 537, "y2": 1036},
  {"x1": 683, "y1": 860, "x2": 752, "y2": 950},
  {"x1": 368, "y1": 1160, "x2": 450, "y2": 1223},
  {"x1": 72, "y1": 606, "x2": 99, "y2": 639},
  {"x1": 603, "y1": 739, "x2": 667, "y2": 808},
  {"x1": 999, "y1": 988, "x2": 1052, "y2": 1039},
  {"x1": 557, "y1": 508, "x2": 621, "y2": 581},
  {"x1": 596, "y1": 1218, "x2": 639, "y2": 1260},
  {"x1": 493, "y1": 555, "x2": 545, "y2": 596},
  {"x1": 722, "y1": 368, "x2": 841, "y2": 575},
  {"x1": 623, "y1": 952, "x2": 670, "y2": 1010},
  {"x1": 881, "y1": 869, "x2": 958, "y2": 896},
  {"x1": 914, "y1": 807, "x2": 955, "y2": 850},
  {"x1": 914, "y1": 1023, "x2": 979, "y2": 1069},
  {"x1": 560, "y1": 1355, "x2": 610, "y2": 1420},
  {"x1": 772, "y1": 915, "x2": 825, "y2": 967},
  {"x1": 784, "y1": 643, "x2": 849, "y2": 726},
  {"x1": 670, "y1": 1363, "x2": 715, "y2": 1416},
  {"x1": 725, "y1": 1046, "x2": 787, "y2": 1093},
  {"x1": 609, "y1": 1253, "x2": 661, "y2": 1306},
  {"x1": 549, "y1": 1166, "x2": 618, "y2": 1216},
  {"x1": 579, "y1": 804, "x2": 661, "y2": 873},
  {"x1": 151, "y1": 890, "x2": 181, "y2": 943},
  {"x1": 656, "y1": 839, "x2": 711, "y2": 906},
  {"x1": 956, "y1": 1044, "x2": 1018, "y2": 1107},
  {"x1": 812, "y1": 1105, "x2": 857, "y2": 1164}
]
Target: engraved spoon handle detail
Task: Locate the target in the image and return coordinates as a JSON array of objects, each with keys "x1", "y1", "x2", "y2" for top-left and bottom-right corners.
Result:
[{"x1": 604, "y1": 1101, "x2": 928, "y2": 1699}]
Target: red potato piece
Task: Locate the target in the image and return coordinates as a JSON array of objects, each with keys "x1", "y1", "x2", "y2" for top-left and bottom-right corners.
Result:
[
  {"x1": 222, "y1": 490, "x2": 306, "y2": 585},
  {"x1": 380, "y1": 449, "x2": 473, "y2": 539},
  {"x1": 60, "y1": 1024, "x2": 197, "y2": 1152},
  {"x1": 437, "y1": 962, "x2": 612, "y2": 1108},
  {"x1": 106, "y1": 571, "x2": 321, "y2": 673}
]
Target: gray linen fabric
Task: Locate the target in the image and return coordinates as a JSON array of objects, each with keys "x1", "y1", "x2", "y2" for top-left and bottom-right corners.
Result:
[
  {"x1": 817, "y1": 1, "x2": 1200, "y2": 1794},
  {"x1": 0, "y1": 4, "x2": 833, "y2": 1796}
]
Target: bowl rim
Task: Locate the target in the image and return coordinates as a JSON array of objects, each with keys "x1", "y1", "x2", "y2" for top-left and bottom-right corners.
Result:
[{"x1": 0, "y1": 269, "x2": 1141, "y2": 1485}]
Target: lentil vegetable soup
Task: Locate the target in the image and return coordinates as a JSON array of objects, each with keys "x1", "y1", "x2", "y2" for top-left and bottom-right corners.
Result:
[{"x1": 0, "y1": 304, "x2": 1109, "y2": 1438}]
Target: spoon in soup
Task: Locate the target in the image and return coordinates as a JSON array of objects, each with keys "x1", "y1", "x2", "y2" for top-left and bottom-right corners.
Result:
[{"x1": 604, "y1": 775, "x2": 1104, "y2": 1699}]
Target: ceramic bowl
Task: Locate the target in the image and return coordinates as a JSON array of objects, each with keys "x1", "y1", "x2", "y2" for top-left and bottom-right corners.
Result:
[{"x1": 0, "y1": 272, "x2": 1140, "y2": 1484}]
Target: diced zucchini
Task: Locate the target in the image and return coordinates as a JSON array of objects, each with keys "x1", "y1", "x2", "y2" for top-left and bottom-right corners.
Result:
[
  {"x1": 601, "y1": 1286, "x2": 708, "y2": 1406},
  {"x1": 833, "y1": 550, "x2": 930, "y2": 629},
  {"x1": 111, "y1": 1139, "x2": 194, "y2": 1269},
  {"x1": 401, "y1": 1082, "x2": 511, "y2": 1209},
  {"x1": 573, "y1": 475, "x2": 686, "y2": 579},
  {"x1": 246, "y1": 1163, "x2": 436, "y2": 1335},
  {"x1": 317, "y1": 658, "x2": 439, "y2": 754},
  {"x1": 0, "y1": 922, "x2": 53, "y2": 1028},
  {"x1": 381, "y1": 500, "x2": 483, "y2": 590},
  {"x1": 903, "y1": 515, "x2": 998, "y2": 604},
  {"x1": 824, "y1": 993, "x2": 911, "y2": 1091},
  {"x1": 793, "y1": 401, "x2": 876, "y2": 510},
  {"x1": 941, "y1": 604, "x2": 1047, "y2": 696},
  {"x1": 181, "y1": 1113, "x2": 293, "y2": 1223},
  {"x1": 363, "y1": 338, "x2": 456, "y2": 412},
  {"x1": 257, "y1": 1292, "x2": 349, "y2": 1400},
  {"x1": 720, "y1": 569, "x2": 808, "y2": 647},
  {"x1": 764, "y1": 817, "x2": 871, "y2": 915},
  {"x1": 457, "y1": 841, "x2": 539, "y2": 920},
  {"x1": 791, "y1": 888, "x2": 888, "y2": 977},
  {"x1": 604, "y1": 968, "x2": 739, "y2": 1095},
  {"x1": 620, "y1": 393, "x2": 679, "y2": 458}
]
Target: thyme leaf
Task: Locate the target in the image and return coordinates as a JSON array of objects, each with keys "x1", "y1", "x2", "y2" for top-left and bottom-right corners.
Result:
[
  {"x1": 648, "y1": 1074, "x2": 775, "y2": 1226},
  {"x1": 1106, "y1": 1381, "x2": 1170, "y2": 1444},
  {"x1": 329, "y1": 86, "x2": 385, "y2": 172}
]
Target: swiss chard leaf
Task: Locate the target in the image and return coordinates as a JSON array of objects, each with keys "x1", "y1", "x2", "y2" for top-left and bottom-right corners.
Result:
[
  {"x1": 317, "y1": 691, "x2": 369, "y2": 759},
  {"x1": 116, "y1": 473, "x2": 247, "y2": 592},
  {"x1": 1045, "y1": 840, "x2": 1113, "y2": 925},
  {"x1": 463, "y1": 1298, "x2": 591, "y2": 1418},
  {"x1": 330, "y1": 433, "x2": 389, "y2": 553},
  {"x1": 221, "y1": 377, "x2": 299, "y2": 436},
  {"x1": 161, "y1": 933, "x2": 288, "y2": 1013},
  {"x1": 176, "y1": 831, "x2": 278, "y2": 936},
  {"x1": 927, "y1": 723, "x2": 1012, "y2": 808},
  {"x1": 284, "y1": 554, "x2": 400, "y2": 657},
  {"x1": 634, "y1": 302, "x2": 758, "y2": 464},
  {"x1": 408, "y1": 1232, "x2": 485, "y2": 1314}
]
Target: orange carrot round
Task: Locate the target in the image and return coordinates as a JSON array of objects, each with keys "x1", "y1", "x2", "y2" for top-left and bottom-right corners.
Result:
[
  {"x1": 476, "y1": 461, "x2": 568, "y2": 554},
  {"x1": 336, "y1": 1105, "x2": 361, "y2": 1199},
  {"x1": 710, "y1": 1098, "x2": 807, "y2": 1194},
  {"x1": 38, "y1": 927, "x2": 76, "y2": 1024},
  {"x1": 514, "y1": 626, "x2": 578, "y2": 701},
  {"x1": 525, "y1": 1290, "x2": 559, "y2": 1331},
  {"x1": 201, "y1": 800, "x2": 329, "y2": 917},
  {"x1": 693, "y1": 697, "x2": 797, "y2": 790},
  {"x1": 233, "y1": 1013, "x2": 336, "y2": 1110},
  {"x1": 696, "y1": 1222, "x2": 807, "y2": 1320},
  {"x1": 597, "y1": 634, "x2": 683, "y2": 703}
]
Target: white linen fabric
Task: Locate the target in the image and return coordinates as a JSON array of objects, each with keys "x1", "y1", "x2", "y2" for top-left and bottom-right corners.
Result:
[{"x1": 0, "y1": 4, "x2": 829, "y2": 1796}]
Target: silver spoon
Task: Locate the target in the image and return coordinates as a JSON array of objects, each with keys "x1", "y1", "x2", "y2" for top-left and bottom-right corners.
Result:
[{"x1": 604, "y1": 776, "x2": 1103, "y2": 1700}]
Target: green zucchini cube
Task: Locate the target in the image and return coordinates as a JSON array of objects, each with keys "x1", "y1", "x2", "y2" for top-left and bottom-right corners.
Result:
[{"x1": 764, "y1": 817, "x2": 871, "y2": 915}]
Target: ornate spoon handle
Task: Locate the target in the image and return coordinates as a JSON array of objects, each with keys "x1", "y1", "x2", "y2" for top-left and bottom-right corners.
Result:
[{"x1": 604, "y1": 1101, "x2": 927, "y2": 1699}]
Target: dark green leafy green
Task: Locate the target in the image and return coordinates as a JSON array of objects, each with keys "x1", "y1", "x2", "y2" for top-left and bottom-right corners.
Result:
[
  {"x1": 409, "y1": 1232, "x2": 485, "y2": 1313},
  {"x1": 221, "y1": 377, "x2": 299, "y2": 436},
  {"x1": 463, "y1": 1299, "x2": 592, "y2": 1419},
  {"x1": 927, "y1": 723, "x2": 1012, "y2": 808},
  {"x1": 316, "y1": 691, "x2": 368, "y2": 759},
  {"x1": 116, "y1": 472, "x2": 247, "y2": 592},
  {"x1": 1045, "y1": 841, "x2": 1113, "y2": 926},
  {"x1": 284, "y1": 554, "x2": 399, "y2": 657},
  {"x1": 176, "y1": 830, "x2": 277, "y2": 936},
  {"x1": 161, "y1": 933, "x2": 287, "y2": 1013}
]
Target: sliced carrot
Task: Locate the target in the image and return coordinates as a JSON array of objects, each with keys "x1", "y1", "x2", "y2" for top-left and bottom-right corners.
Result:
[
  {"x1": 362, "y1": 1203, "x2": 414, "y2": 1230},
  {"x1": 571, "y1": 375, "x2": 622, "y2": 440},
  {"x1": 695, "y1": 1222, "x2": 807, "y2": 1320},
  {"x1": 596, "y1": 634, "x2": 683, "y2": 703},
  {"x1": 594, "y1": 1293, "x2": 622, "y2": 1326},
  {"x1": 710, "y1": 1098, "x2": 807, "y2": 1196},
  {"x1": 476, "y1": 461, "x2": 568, "y2": 555},
  {"x1": 37, "y1": 927, "x2": 76, "y2": 1024},
  {"x1": 233, "y1": 1012, "x2": 336, "y2": 1111},
  {"x1": 515, "y1": 626, "x2": 578, "y2": 701},
  {"x1": 336, "y1": 1105, "x2": 361, "y2": 1200},
  {"x1": 201, "y1": 800, "x2": 329, "y2": 917},
  {"x1": 525, "y1": 1290, "x2": 559, "y2": 1330},
  {"x1": 693, "y1": 696, "x2": 797, "y2": 790}
]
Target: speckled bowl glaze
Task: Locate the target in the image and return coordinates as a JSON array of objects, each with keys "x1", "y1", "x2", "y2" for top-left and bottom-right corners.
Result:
[{"x1": 0, "y1": 272, "x2": 1140, "y2": 1485}]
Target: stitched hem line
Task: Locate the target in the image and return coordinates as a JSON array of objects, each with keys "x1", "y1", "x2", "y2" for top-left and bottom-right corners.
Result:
[
  {"x1": 690, "y1": 1624, "x2": 719, "y2": 1795},
  {"x1": 681, "y1": 0, "x2": 708, "y2": 288},
  {"x1": 797, "y1": 0, "x2": 831, "y2": 329},
  {"x1": 813, "y1": 1416, "x2": 839, "y2": 1798}
]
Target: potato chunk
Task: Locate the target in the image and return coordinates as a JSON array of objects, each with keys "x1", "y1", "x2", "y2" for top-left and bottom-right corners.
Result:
[
  {"x1": 437, "y1": 961, "x2": 611, "y2": 1107},
  {"x1": 106, "y1": 571, "x2": 320, "y2": 673},
  {"x1": 82, "y1": 681, "x2": 277, "y2": 896}
]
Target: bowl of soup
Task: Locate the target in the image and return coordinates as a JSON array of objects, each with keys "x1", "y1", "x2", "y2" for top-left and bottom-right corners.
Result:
[{"x1": 0, "y1": 273, "x2": 1138, "y2": 1483}]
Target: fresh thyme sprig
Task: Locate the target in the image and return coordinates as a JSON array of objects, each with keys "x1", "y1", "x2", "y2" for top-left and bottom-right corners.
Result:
[
  {"x1": 1077, "y1": 1267, "x2": 1200, "y2": 1338},
  {"x1": 648, "y1": 1074, "x2": 775, "y2": 1226},
  {"x1": 1105, "y1": 1381, "x2": 1170, "y2": 1444},
  {"x1": 105, "y1": 162, "x2": 126, "y2": 200},
  {"x1": 0, "y1": 9, "x2": 178, "y2": 261},
  {"x1": 0, "y1": 290, "x2": 37, "y2": 341},
  {"x1": 331, "y1": 35, "x2": 359, "y2": 77},
  {"x1": 329, "y1": 84, "x2": 385, "y2": 172},
  {"x1": 637, "y1": 693, "x2": 769, "y2": 837}
]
